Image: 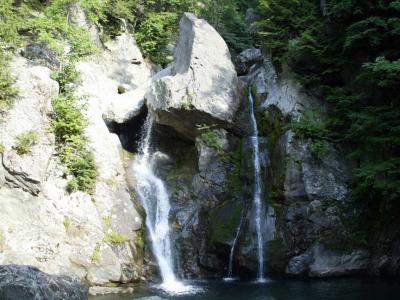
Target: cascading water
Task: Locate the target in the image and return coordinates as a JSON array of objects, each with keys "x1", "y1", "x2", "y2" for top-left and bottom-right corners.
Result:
[
  {"x1": 248, "y1": 91, "x2": 267, "y2": 283},
  {"x1": 132, "y1": 115, "x2": 197, "y2": 294},
  {"x1": 224, "y1": 203, "x2": 246, "y2": 281}
]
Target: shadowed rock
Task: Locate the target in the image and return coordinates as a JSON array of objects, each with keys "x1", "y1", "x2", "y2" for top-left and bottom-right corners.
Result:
[{"x1": 0, "y1": 265, "x2": 88, "y2": 300}]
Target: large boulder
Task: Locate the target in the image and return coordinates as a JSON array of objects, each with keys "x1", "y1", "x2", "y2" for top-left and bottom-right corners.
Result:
[
  {"x1": 0, "y1": 265, "x2": 88, "y2": 300},
  {"x1": 147, "y1": 13, "x2": 239, "y2": 139}
]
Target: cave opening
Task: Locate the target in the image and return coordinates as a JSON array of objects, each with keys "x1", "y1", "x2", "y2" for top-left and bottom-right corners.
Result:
[{"x1": 105, "y1": 106, "x2": 148, "y2": 153}]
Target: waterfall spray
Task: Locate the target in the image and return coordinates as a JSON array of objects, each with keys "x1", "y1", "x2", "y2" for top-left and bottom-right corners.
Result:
[{"x1": 132, "y1": 115, "x2": 197, "y2": 294}]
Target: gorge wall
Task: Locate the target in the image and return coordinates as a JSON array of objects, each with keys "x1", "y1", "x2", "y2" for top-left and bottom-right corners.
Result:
[{"x1": 1, "y1": 5, "x2": 399, "y2": 297}]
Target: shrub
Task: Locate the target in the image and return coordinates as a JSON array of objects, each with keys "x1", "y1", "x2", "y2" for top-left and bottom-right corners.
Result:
[
  {"x1": 310, "y1": 140, "x2": 329, "y2": 160},
  {"x1": 196, "y1": 124, "x2": 224, "y2": 153},
  {"x1": 90, "y1": 243, "x2": 101, "y2": 264},
  {"x1": 287, "y1": 110, "x2": 328, "y2": 141},
  {"x1": 287, "y1": 110, "x2": 330, "y2": 161},
  {"x1": 104, "y1": 230, "x2": 128, "y2": 245},
  {"x1": 0, "y1": 50, "x2": 17, "y2": 112},
  {"x1": 14, "y1": 131, "x2": 38, "y2": 155},
  {"x1": 52, "y1": 95, "x2": 97, "y2": 194},
  {"x1": 136, "y1": 12, "x2": 179, "y2": 65}
]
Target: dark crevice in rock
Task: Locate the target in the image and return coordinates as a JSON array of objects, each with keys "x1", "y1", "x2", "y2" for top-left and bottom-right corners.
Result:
[{"x1": 105, "y1": 106, "x2": 148, "y2": 153}]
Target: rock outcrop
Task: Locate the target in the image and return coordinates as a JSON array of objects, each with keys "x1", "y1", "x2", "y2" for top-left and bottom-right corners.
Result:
[
  {"x1": 234, "y1": 48, "x2": 263, "y2": 75},
  {"x1": 238, "y1": 47, "x2": 400, "y2": 278},
  {"x1": 0, "y1": 7, "x2": 146, "y2": 288},
  {"x1": 147, "y1": 13, "x2": 239, "y2": 139},
  {"x1": 0, "y1": 265, "x2": 88, "y2": 300},
  {"x1": 77, "y1": 32, "x2": 156, "y2": 124}
]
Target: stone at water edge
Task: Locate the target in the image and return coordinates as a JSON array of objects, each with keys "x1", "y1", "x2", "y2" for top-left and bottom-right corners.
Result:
[{"x1": 0, "y1": 265, "x2": 88, "y2": 300}]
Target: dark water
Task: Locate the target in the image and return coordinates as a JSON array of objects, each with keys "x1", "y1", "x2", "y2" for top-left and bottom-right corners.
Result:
[{"x1": 90, "y1": 278, "x2": 400, "y2": 300}]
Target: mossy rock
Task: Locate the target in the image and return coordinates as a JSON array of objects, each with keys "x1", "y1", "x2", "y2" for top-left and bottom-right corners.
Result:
[
  {"x1": 210, "y1": 199, "x2": 244, "y2": 244},
  {"x1": 267, "y1": 238, "x2": 288, "y2": 275}
]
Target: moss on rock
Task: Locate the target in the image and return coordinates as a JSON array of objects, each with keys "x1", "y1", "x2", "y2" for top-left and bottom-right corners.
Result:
[{"x1": 211, "y1": 200, "x2": 244, "y2": 244}]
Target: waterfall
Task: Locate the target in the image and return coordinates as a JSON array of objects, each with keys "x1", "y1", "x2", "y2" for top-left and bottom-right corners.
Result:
[
  {"x1": 224, "y1": 202, "x2": 246, "y2": 281},
  {"x1": 132, "y1": 115, "x2": 196, "y2": 294},
  {"x1": 248, "y1": 91, "x2": 267, "y2": 283}
]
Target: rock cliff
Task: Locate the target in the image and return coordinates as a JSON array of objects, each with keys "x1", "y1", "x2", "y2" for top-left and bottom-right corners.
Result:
[{"x1": 0, "y1": 7, "x2": 147, "y2": 290}]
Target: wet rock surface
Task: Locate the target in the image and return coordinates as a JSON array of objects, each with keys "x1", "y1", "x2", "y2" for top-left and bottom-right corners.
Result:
[
  {"x1": 0, "y1": 265, "x2": 88, "y2": 300},
  {"x1": 238, "y1": 47, "x2": 400, "y2": 278}
]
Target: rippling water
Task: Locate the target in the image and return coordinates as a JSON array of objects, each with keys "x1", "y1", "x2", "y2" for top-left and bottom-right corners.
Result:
[{"x1": 90, "y1": 278, "x2": 400, "y2": 300}]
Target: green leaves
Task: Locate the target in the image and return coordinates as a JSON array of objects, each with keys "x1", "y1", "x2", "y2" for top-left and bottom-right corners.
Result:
[
  {"x1": 287, "y1": 109, "x2": 330, "y2": 161},
  {"x1": 257, "y1": 0, "x2": 400, "y2": 203},
  {"x1": 0, "y1": 50, "x2": 17, "y2": 112},
  {"x1": 136, "y1": 12, "x2": 179, "y2": 65},
  {"x1": 52, "y1": 93, "x2": 97, "y2": 194},
  {"x1": 14, "y1": 131, "x2": 38, "y2": 155},
  {"x1": 200, "y1": 0, "x2": 252, "y2": 51}
]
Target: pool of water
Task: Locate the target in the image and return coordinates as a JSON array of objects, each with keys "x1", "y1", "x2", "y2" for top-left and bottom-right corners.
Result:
[{"x1": 90, "y1": 278, "x2": 400, "y2": 300}]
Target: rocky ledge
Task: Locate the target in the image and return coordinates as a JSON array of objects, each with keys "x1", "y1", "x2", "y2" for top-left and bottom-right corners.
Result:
[{"x1": 0, "y1": 265, "x2": 88, "y2": 300}]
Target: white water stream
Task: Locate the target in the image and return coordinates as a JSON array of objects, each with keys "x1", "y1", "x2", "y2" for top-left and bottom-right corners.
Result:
[
  {"x1": 248, "y1": 91, "x2": 267, "y2": 283},
  {"x1": 224, "y1": 91, "x2": 268, "y2": 282},
  {"x1": 132, "y1": 115, "x2": 197, "y2": 294},
  {"x1": 224, "y1": 204, "x2": 246, "y2": 281}
]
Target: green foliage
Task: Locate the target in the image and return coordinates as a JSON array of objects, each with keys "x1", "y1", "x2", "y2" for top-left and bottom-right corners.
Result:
[
  {"x1": 14, "y1": 131, "x2": 38, "y2": 155},
  {"x1": 0, "y1": 0, "x2": 34, "y2": 48},
  {"x1": 181, "y1": 96, "x2": 194, "y2": 110},
  {"x1": 30, "y1": 0, "x2": 97, "y2": 58},
  {"x1": 136, "y1": 12, "x2": 179, "y2": 65},
  {"x1": 288, "y1": 110, "x2": 328, "y2": 141},
  {"x1": 134, "y1": 0, "x2": 252, "y2": 64},
  {"x1": 0, "y1": 1, "x2": 20, "y2": 113},
  {"x1": 0, "y1": 143, "x2": 5, "y2": 154},
  {"x1": 200, "y1": 0, "x2": 252, "y2": 51},
  {"x1": 256, "y1": 0, "x2": 400, "y2": 203},
  {"x1": 287, "y1": 110, "x2": 330, "y2": 161},
  {"x1": 52, "y1": 93, "x2": 97, "y2": 194},
  {"x1": 197, "y1": 124, "x2": 224, "y2": 153},
  {"x1": 90, "y1": 243, "x2": 101, "y2": 263},
  {"x1": 63, "y1": 217, "x2": 71, "y2": 230},
  {"x1": 0, "y1": 50, "x2": 17, "y2": 112},
  {"x1": 310, "y1": 140, "x2": 329, "y2": 161},
  {"x1": 104, "y1": 230, "x2": 128, "y2": 245},
  {"x1": 255, "y1": 0, "x2": 320, "y2": 64}
]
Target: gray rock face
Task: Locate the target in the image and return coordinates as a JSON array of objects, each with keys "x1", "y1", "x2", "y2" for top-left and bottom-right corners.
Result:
[
  {"x1": 0, "y1": 6, "x2": 144, "y2": 286},
  {"x1": 0, "y1": 57, "x2": 57, "y2": 195},
  {"x1": 286, "y1": 245, "x2": 370, "y2": 277},
  {"x1": 0, "y1": 265, "x2": 88, "y2": 300},
  {"x1": 240, "y1": 54, "x2": 372, "y2": 278},
  {"x1": 147, "y1": 13, "x2": 239, "y2": 139},
  {"x1": 239, "y1": 49, "x2": 400, "y2": 279},
  {"x1": 77, "y1": 32, "x2": 155, "y2": 124},
  {"x1": 235, "y1": 48, "x2": 263, "y2": 75},
  {"x1": 21, "y1": 42, "x2": 60, "y2": 69}
]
